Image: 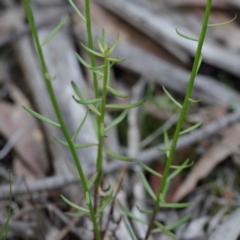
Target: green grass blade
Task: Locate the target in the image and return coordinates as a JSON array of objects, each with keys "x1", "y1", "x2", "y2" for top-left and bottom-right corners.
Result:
[
  {"x1": 54, "y1": 137, "x2": 97, "y2": 148},
  {"x1": 162, "y1": 86, "x2": 182, "y2": 109},
  {"x1": 109, "y1": 33, "x2": 120, "y2": 54},
  {"x1": 106, "y1": 99, "x2": 146, "y2": 110},
  {"x1": 73, "y1": 96, "x2": 102, "y2": 105},
  {"x1": 167, "y1": 159, "x2": 190, "y2": 181},
  {"x1": 72, "y1": 109, "x2": 89, "y2": 141},
  {"x1": 80, "y1": 42, "x2": 104, "y2": 57},
  {"x1": 154, "y1": 221, "x2": 175, "y2": 238},
  {"x1": 180, "y1": 122, "x2": 202, "y2": 135},
  {"x1": 136, "y1": 206, "x2": 153, "y2": 215},
  {"x1": 106, "y1": 85, "x2": 127, "y2": 98},
  {"x1": 137, "y1": 161, "x2": 162, "y2": 178},
  {"x1": 160, "y1": 202, "x2": 192, "y2": 208},
  {"x1": 61, "y1": 195, "x2": 89, "y2": 213},
  {"x1": 122, "y1": 214, "x2": 138, "y2": 240},
  {"x1": 152, "y1": 215, "x2": 191, "y2": 233},
  {"x1": 208, "y1": 14, "x2": 237, "y2": 27},
  {"x1": 176, "y1": 29, "x2": 199, "y2": 41},
  {"x1": 68, "y1": 0, "x2": 86, "y2": 22},
  {"x1": 117, "y1": 200, "x2": 147, "y2": 224},
  {"x1": 41, "y1": 15, "x2": 68, "y2": 46},
  {"x1": 95, "y1": 192, "x2": 113, "y2": 217},
  {"x1": 23, "y1": 106, "x2": 60, "y2": 127},
  {"x1": 105, "y1": 109, "x2": 128, "y2": 132},
  {"x1": 87, "y1": 172, "x2": 99, "y2": 190},
  {"x1": 103, "y1": 149, "x2": 135, "y2": 162},
  {"x1": 140, "y1": 172, "x2": 156, "y2": 200}
]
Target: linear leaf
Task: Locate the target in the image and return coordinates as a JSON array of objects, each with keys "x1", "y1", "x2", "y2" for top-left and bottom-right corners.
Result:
[
  {"x1": 95, "y1": 192, "x2": 113, "y2": 217},
  {"x1": 69, "y1": 0, "x2": 86, "y2": 22},
  {"x1": 160, "y1": 202, "x2": 192, "y2": 208},
  {"x1": 41, "y1": 15, "x2": 68, "y2": 46},
  {"x1": 109, "y1": 33, "x2": 120, "y2": 54},
  {"x1": 107, "y1": 85, "x2": 127, "y2": 98},
  {"x1": 61, "y1": 195, "x2": 89, "y2": 213},
  {"x1": 105, "y1": 109, "x2": 128, "y2": 132},
  {"x1": 102, "y1": 29, "x2": 107, "y2": 50},
  {"x1": 140, "y1": 172, "x2": 156, "y2": 200},
  {"x1": 122, "y1": 214, "x2": 137, "y2": 240},
  {"x1": 103, "y1": 149, "x2": 135, "y2": 162},
  {"x1": 54, "y1": 137, "x2": 97, "y2": 148},
  {"x1": 106, "y1": 99, "x2": 146, "y2": 110},
  {"x1": 117, "y1": 200, "x2": 147, "y2": 224},
  {"x1": 162, "y1": 86, "x2": 182, "y2": 109},
  {"x1": 167, "y1": 159, "x2": 190, "y2": 181},
  {"x1": 137, "y1": 161, "x2": 162, "y2": 178},
  {"x1": 107, "y1": 57, "x2": 124, "y2": 63},
  {"x1": 208, "y1": 14, "x2": 237, "y2": 27},
  {"x1": 23, "y1": 106, "x2": 60, "y2": 127},
  {"x1": 163, "y1": 130, "x2": 170, "y2": 158},
  {"x1": 188, "y1": 97, "x2": 203, "y2": 103},
  {"x1": 87, "y1": 172, "x2": 98, "y2": 190},
  {"x1": 154, "y1": 221, "x2": 175, "y2": 238},
  {"x1": 158, "y1": 147, "x2": 172, "y2": 152},
  {"x1": 171, "y1": 161, "x2": 194, "y2": 169},
  {"x1": 80, "y1": 42, "x2": 104, "y2": 57},
  {"x1": 75, "y1": 53, "x2": 105, "y2": 70},
  {"x1": 72, "y1": 109, "x2": 89, "y2": 141},
  {"x1": 136, "y1": 206, "x2": 152, "y2": 215},
  {"x1": 176, "y1": 29, "x2": 198, "y2": 42},
  {"x1": 180, "y1": 122, "x2": 202, "y2": 135},
  {"x1": 96, "y1": 36, "x2": 104, "y2": 53},
  {"x1": 73, "y1": 96, "x2": 102, "y2": 105},
  {"x1": 71, "y1": 81, "x2": 101, "y2": 116},
  {"x1": 152, "y1": 215, "x2": 191, "y2": 233}
]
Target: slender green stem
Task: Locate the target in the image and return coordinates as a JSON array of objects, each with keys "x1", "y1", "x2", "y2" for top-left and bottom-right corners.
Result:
[
  {"x1": 144, "y1": 1, "x2": 212, "y2": 239},
  {"x1": 23, "y1": 1, "x2": 101, "y2": 239},
  {"x1": 85, "y1": 0, "x2": 99, "y2": 98}
]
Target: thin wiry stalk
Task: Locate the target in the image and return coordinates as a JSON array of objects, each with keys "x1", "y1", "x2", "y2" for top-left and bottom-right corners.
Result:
[
  {"x1": 23, "y1": 1, "x2": 101, "y2": 239},
  {"x1": 144, "y1": 1, "x2": 212, "y2": 239}
]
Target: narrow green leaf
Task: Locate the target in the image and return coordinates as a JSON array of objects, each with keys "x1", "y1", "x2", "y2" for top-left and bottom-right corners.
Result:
[
  {"x1": 137, "y1": 161, "x2": 162, "y2": 178},
  {"x1": 167, "y1": 159, "x2": 190, "y2": 181},
  {"x1": 117, "y1": 200, "x2": 147, "y2": 224},
  {"x1": 75, "y1": 53, "x2": 105, "y2": 70},
  {"x1": 54, "y1": 137, "x2": 97, "y2": 148},
  {"x1": 105, "y1": 109, "x2": 128, "y2": 132},
  {"x1": 103, "y1": 149, "x2": 135, "y2": 162},
  {"x1": 61, "y1": 195, "x2": 89, "y2": 213},
  {"x1": 163, "y1": 130, "x2": 170, "y2": 158},
  {"x1": 71, "y1": 81, "x2": 101, "y2": 116},
  {"x1": 162, "y1": 86, "x2": 182, "y2": 109},
  {"x1": 158, "y1": 147, "x2": 172, "y2": 152},
  {"x1": 80, "y1": 42, "x2": 104, "y2": 57},
  {"x1": 176, "y1": 29, "x2": 198, "y2": 42},
  {"x1": 87, "y1": 172, "x2": 99, "y2": 190},
  {"x1": 106, "y1": 99, "x2": 146, "y2": 110},
  {"x1": 160, "y1": 202, "x2": 192, "y2": 208},
  {"x1": 106, "y1": 85, "x2": 127, "y2": 98},
  {"x1": 121, "y1": 214, "x2": 138, "y2": 240},
  {"x1": 69, "y1": 0, "x2": 86, "y2": 22},
  {"x1": 41, "y1": 15, "x2": 68, "y2": 46},
  {"x1": 171, "y1": 161, "x2": 194, "y2": 169},
  {"x1": 188, "y1": 97, "x2": 203, "y2": 103},
  {"x1": 23, "y1": 106, "x2": 60, "y2": 127},
  {"x1": 180, "y1": 122, "x2": 202, "y2": 135},
  {"x1": 107, "y1": 57, "x2": 124, "y2": 63},
  {"x1": 152, "y1": 215, "x2": 191, "y2": 233},
  {"x1": 208, "y1": 14, "x2": 237, "y2": 27},
  {"x1": 73, "y1": 96, "x2": 102, "y2": 105},
  {"x1": 72, "y1": 109, "x2": 89, "y2": 141},
  {"x1": 140, "y1": 172, "x2": 156, "y2": 200},
  {"x1": 96, "y1": 36, "x2": 104, "y2": 53},
  {"x1": 109, "y1": 33, "x2": 120, "y2": 54},
  {"x1": 95, "y1": 192, "x2": 113, "y2": 217},
  {"x1": 154, "y1": 221, "x2": 176, "y2": 238},
  {"x1": 102, "y1": 29, "x2": 107, "y2": 50},
  {"x1": 136, "y1": 206, "x2": 152, "y2": 215},
  {"x1": 161, "y1": 183, "x2": 169, "y2": 203}
]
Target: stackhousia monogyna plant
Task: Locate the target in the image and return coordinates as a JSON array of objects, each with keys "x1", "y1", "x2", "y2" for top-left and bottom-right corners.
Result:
[{"x1": 22, "y1": 0, "x2": 236, "y2": 239}]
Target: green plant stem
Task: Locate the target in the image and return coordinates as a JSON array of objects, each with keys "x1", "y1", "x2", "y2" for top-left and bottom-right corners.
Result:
[
  {"x1": 84, "y1": 0, "x2": 99, "y2": 98},
  {"x1": 144, "y1": 1, "x2": 212, "y2": 239},
  {"x1": 23, "y1": 1, "x2": 101, "y2": 239}
]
